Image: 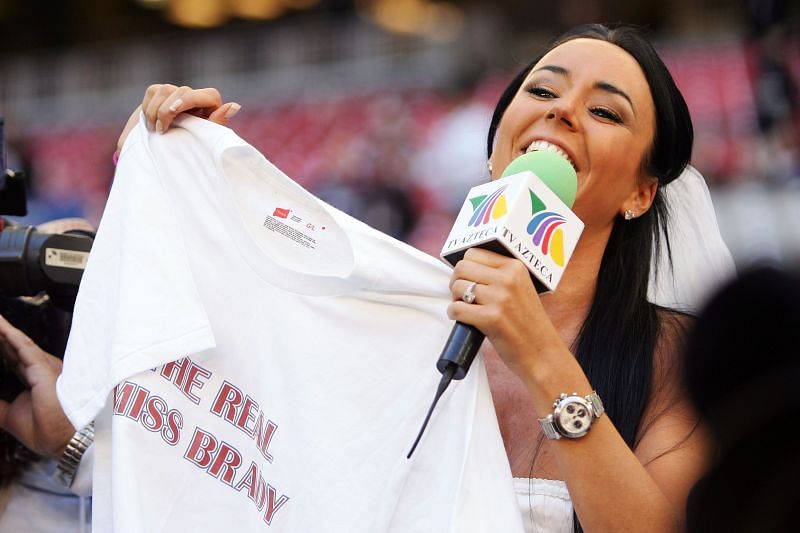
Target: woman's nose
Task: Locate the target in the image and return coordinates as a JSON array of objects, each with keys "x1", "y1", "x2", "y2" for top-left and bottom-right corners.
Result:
[{"x1": 546, "y1": 104, "x2": 577, "y2": 130}]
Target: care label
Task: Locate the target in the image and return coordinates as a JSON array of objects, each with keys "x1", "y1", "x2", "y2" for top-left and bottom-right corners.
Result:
[{"x1": 262, "y1": 215, "x2": 317, "y2": 250}]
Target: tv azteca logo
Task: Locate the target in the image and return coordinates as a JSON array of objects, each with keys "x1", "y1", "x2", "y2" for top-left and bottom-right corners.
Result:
[
  {"x1": 526, "y1": 190, "x2": 566, "y2": 266},
  {"x1": 467, "y1": 186, "x2": 508, "y2": 227}
]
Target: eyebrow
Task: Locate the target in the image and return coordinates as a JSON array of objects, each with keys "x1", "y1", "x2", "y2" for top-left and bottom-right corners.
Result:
[{"x1": 531, "y1": 64, "x2": 636, "y2": 115}]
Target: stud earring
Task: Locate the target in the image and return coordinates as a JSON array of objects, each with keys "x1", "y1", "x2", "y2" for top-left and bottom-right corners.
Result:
[
  {"x1": 624, "y1": 209, "x2": 636, "y2": 220},
  {"x1": 487, "y1": 160, "x2": 493, "y2": 174}
]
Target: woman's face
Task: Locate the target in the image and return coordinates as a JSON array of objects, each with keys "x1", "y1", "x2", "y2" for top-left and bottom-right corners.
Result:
[{"x1": 490, "y1": 38, "x2": 657, "y2": 231}]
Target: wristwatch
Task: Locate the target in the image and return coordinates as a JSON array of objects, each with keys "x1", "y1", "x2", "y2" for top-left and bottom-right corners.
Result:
[
  {"x1": 538, "y1": 391, "x2": 605, "y2": 440},
  {"x1": 55, "y1": 422, "x2": 95, "y2": 488}
]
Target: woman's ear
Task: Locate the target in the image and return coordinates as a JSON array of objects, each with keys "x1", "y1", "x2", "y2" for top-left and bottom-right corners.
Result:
[{"x1": 620, "y1": 177, "x2": 658, "y2": 219}]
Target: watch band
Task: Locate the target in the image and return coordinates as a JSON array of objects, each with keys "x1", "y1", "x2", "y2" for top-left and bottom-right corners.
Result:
[
  {"x1": 586, "y1": 390, "x2": 605, "y2": 418},
  {"x1": 55, "y1": 422, "x2": 95, "y2": 488},
  {"x1": 540, "y1": 415, "x2": 562, "y2": 440}
]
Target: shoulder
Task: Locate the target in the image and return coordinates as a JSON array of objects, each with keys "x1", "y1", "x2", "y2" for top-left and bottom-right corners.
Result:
[
  {"x1": 634, "y1": 308, "x2": 705, "y2": 459},
  {"x1": 653, "y1": 309, "x2": 694, "y2": 385},
  {"x1": 630, "y1": 310, "x2": 713, "y2": 522}
]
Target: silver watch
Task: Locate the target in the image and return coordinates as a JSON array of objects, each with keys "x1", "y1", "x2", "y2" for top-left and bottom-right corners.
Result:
[
  {"x1": 55, "y1": 422, "x2": 95, "y2": 488},
  {"x1": 538, "y1": 391, "x2": 605, "y2": 440}
]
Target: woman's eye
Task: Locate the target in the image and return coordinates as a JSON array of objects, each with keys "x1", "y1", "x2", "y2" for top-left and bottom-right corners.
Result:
[
  {"x1": 526, "y1": 86, "x2": 557, "y2": 99},
  {"x1": 591, "y1": 107, "x2": 622, "y2": 124},
  {"x1": 590, "y1": 107, "x2": 623, "y2": 123}
]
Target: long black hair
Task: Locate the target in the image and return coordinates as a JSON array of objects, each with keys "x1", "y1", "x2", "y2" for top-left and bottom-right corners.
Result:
[{"x1": 487, "y1": 24, "x2": 693, "y2": 531}]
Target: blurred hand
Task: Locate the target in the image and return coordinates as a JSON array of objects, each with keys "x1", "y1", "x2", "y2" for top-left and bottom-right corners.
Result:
[
  {"x1": 117, "y1": 84, "x2": 241, "y2": 152},
  {"x1": 0, "y1": 314, "x2": 75, "y2": 459},
  {"x1": 36, "y1": 217, "x2": 95, "y2": 235}
]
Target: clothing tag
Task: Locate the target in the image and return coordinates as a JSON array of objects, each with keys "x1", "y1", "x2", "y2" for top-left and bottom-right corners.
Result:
[{"x1": 263, "y1": 207, "x2": 326, "y2": 250}]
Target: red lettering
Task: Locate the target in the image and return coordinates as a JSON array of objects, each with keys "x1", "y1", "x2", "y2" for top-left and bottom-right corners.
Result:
[
  {"x1": 236, "y1": 397, "x2": 259, "y2": 437},
  {"x1": 256, "y1": 418, "x2": 277, "y2": 463},
  {"x1": 234, "y1": 462, "x2": 259, "y2": 502},
  {"x1": 208, "y1": 442, "x2": 242, "y2": 485},
  {"x1": 210, "y1": 381, "x2": 243, "y2": 423},
  {"x1": 127, "y1": 386, "x2": 149, "y2": 421},
  {"x1": 114, "y1": 382, "x2": 137, "y2": 415},
  {"x1": 160, "y1": 358, "x2": 191, "y2": 388},
  {"x1": 263, "y1": 484, "x2": 290, "y2": 525},
  {"x1": 232, "y1": 462, "x2": 269, "y2": 511},
  {"x1": 141, "y1": 396, "x2": 166, "y2": 432},
  {"x1": 184, "y1": 427, "x2": 218, "y2": 468},
  {"x1": 162, "y1": 410, "x2": 183, "y2": 446},
  {"x1": 183, "y1": 363, "x2": 212, "y2": 404},
  {"x1": 160, "y1": 358, "x2": 212, "y2": 404},
  {"x1": 255, "y1": 473, "x2": 267, "y2": 511},
  {"x1": 113, "y1": 382, "x2": 183, "y2": 446}
]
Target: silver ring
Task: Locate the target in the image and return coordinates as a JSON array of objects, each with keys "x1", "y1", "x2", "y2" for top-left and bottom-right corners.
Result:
[{"x1": 462, "y1": 282, "x2": 477, "y2": 304}]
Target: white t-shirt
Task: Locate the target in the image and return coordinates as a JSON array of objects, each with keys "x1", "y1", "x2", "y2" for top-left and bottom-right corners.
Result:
[{"x1": 57, "y1": 115, "x2": 523, "y2": 532}]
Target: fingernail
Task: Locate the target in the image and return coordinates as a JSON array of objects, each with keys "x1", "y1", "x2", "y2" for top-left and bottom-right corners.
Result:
[
  {"x1": 224, "y1": 103, "x2": 241, "y2": 119},
  {"x1": 168, "y1": 99, "x2": 183, "y2": 113},
  {"x1": 156, "y1": 119, "x2": 163, "y2": 134}
]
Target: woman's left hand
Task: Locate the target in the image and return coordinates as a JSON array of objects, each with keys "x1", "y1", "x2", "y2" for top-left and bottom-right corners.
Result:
[
  {"x1": 447, "y1": 248, "x2": 566, "y2": 380},
  {"x1": 117, "y1": 84, "x2": 241, "y2": 153}
]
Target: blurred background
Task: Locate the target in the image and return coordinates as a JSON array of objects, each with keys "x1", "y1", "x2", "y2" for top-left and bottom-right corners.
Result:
[{"x1": 1, "y1": 0, "x2": 798, "y2": 267}]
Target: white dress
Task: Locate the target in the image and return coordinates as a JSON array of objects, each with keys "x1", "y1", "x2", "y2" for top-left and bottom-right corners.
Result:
[{"x1": 514, "y1": 478, "x2": 573, "y2": 533}]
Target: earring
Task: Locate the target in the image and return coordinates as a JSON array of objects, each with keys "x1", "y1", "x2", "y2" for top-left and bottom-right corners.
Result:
[
  {"x1": 624, "y1": 209, "x2": 636, "y2": 220},
  {"x1": 487, "y1": 160, "x2": 494, "y2": 174}
]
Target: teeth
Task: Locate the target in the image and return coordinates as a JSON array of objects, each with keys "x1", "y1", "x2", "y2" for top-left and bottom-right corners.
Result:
[{"x1": 525, "y1": 140, "x2": 576, "y2": 170}]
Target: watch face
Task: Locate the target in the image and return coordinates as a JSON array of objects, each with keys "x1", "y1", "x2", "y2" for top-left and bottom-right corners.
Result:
[{"x1": 554, "y1": 397, "x2": 592, "y2": 438}]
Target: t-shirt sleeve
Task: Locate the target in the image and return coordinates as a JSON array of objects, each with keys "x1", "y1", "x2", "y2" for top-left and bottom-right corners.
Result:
[{"x1": 57, "y1": 118, "x2": 216, "y2": 430}]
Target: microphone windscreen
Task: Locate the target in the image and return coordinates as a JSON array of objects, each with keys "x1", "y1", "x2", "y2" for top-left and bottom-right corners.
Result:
[{"x1": 501, "y1": 151, "x2": 577, "y2": 208}]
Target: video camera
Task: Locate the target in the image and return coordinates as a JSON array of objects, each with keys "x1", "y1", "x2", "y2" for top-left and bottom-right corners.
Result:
[{"x1": 0, "y1": 117, "x2": 94, "y2": 401}]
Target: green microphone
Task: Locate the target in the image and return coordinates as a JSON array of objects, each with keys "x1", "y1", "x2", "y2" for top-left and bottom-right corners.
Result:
[{"x1": 501, "y1": 150, "x2": 577, "y2": 207}]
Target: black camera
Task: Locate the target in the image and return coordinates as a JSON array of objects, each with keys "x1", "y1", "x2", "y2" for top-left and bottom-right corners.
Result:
[{"x1": 0, "y1": 118, "x2": 95, "y2": 401}]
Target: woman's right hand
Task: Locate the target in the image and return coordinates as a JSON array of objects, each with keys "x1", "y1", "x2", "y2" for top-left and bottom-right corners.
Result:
[{"x1": 117, "y1": 84, "x2": 241, "y2": 152}]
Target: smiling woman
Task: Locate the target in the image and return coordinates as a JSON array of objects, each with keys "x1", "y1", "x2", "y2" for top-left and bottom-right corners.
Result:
[{"x1": 465, "y1": 24, "x2": 709, "y2": 532}]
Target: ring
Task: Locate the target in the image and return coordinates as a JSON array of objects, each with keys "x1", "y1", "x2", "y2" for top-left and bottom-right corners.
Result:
[{"x1": 462, "y1": 282, "x2": 477, "y2": 304}]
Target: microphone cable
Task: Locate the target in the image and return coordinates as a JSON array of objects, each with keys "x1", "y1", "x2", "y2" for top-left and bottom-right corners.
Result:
[{"x1": 407, "y1": 363, "x2": 456, "y2": 459}]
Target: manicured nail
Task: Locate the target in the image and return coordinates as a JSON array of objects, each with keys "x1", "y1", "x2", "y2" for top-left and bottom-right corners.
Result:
[
  {"x1": 224, "y1": 103, "x2": 241, "y2": 119},
  {"x1": 156, "y1": 119, "x2": 164, "y2": 134},
  {"x1": 168, "y1": 99, "x2": 183, "y2": 113}
]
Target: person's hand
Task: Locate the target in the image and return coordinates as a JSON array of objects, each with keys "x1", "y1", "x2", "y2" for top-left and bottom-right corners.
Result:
[
  {"x1": 0, "y1": 314, "x2": 76, "y2": 459},
  {"x1": 446, "y1": 248, "x2": 566, "y2": 378},
  {"x1": 36, "y1": 217, "x2": 95, "y2": 235},
  {"x1": 117, "y1": 84, "x2": 241, "y2": 152}
]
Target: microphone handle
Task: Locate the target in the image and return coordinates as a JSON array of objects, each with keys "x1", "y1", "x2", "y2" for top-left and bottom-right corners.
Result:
[{"x1": 436, "y1": 321, "x2": 485, "y2": 380}]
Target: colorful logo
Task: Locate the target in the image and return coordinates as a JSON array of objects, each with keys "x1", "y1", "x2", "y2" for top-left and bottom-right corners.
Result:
[
  {"x1": 273, "y1": 207, "x2": 290, "y2": 219},
  {"x1": 467, "y1": 186, "x2": 508, "y2": 227},
  {"x1": 527, "y1": 190, "x2": 566, "y2": 266}
]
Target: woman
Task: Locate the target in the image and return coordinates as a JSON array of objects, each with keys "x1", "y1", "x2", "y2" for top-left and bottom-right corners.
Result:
[
  {"x1": 2, "y1": 24, "x2": 723, "y2": 532},
  {"x1": 453, "y1": 24, "x2": 709, "y2": 532}
]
